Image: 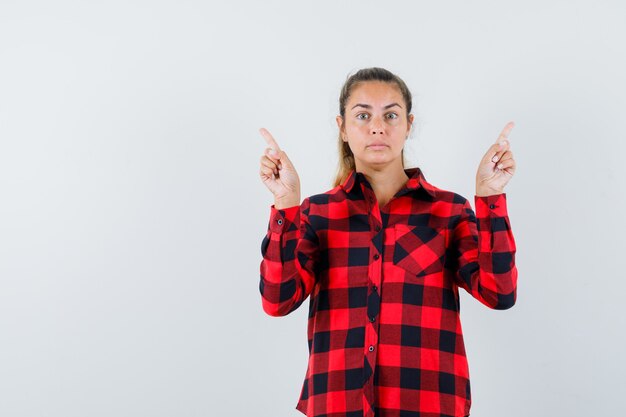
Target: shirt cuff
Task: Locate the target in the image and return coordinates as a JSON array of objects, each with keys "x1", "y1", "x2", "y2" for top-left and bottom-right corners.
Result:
[
  {"x1": 474, "y1": 193, "x2": 508, "y2": 219},
  {"x1": 269, "y1": 204, "x2": 300, "y2": 234}
]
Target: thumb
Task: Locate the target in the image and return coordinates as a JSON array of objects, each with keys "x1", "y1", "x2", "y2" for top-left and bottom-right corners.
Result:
[
  {"x1": 265, "y1": 147, "x2": 283, "y2": 164},
  {"x1": 481, "y1": 141, "x2": 504, "y2": 164},
  {"x1": 265, "y1": 147, "x2": 292, "y2": 169},
  {"x1": 276, "y1": 149, "x2": 294, "y2": 170}
]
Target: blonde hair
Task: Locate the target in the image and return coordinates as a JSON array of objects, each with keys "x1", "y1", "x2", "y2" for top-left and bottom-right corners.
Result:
[{"x1": 333, "y1": 67, "x2": 414, "y2": 188}]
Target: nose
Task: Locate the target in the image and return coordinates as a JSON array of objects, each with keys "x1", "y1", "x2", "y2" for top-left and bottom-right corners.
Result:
[{"x1": 370, "y1": 116, "x2": 384, "y2": 135}]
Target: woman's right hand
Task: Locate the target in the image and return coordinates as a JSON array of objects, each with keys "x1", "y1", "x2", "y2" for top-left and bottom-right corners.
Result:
[{"x1": 259, "y1": 128, "x2": 301, "y2": 208}]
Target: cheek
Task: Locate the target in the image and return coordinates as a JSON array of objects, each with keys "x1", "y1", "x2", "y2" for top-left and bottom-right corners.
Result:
[{"x1": 349, "y1": 122, "x2": 367, "y2": 131}]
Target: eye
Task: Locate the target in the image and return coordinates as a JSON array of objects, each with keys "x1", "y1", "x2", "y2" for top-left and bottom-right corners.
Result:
[
  {"x1": 386, "y1": 112, "x2": 398, "y2": 119},
  {"x1": 356, "y1": 113, "x2": 369, "y2": 120}
]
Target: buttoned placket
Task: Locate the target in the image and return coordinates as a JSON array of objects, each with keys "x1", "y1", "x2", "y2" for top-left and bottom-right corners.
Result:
[{"x1": 362, "y1": 185, "x2": 383, "y2": 417}]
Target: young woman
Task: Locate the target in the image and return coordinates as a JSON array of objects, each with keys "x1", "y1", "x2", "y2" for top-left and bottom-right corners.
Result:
[{"x1": 258, "y1": 67, "x2": 518, "y2": 417}]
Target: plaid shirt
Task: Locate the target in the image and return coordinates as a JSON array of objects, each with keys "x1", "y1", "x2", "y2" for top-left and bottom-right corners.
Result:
[{"x1": 259, "y1": 167, "x2": 517, "y2": 417}]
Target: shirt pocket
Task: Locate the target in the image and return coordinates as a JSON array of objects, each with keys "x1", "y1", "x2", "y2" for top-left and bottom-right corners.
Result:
[{"x1": 393, "y1": 224, "x2": 447, "y2": 278}]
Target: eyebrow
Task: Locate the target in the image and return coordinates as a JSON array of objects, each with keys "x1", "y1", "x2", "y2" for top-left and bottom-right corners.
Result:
[{"x1": 351, "y1": 103, "x2": 403, "y2": 110}]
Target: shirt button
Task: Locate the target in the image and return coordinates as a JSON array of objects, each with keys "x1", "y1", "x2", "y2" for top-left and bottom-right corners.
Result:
[
  {"x1": 372, "y1": 285, "x2": 377, "y2": 291},
  {"x1": 368, "y1": 345, "x2": 375, "y2": 352},
  {"x1": 369, "y1": 316, "x2": 376, "y2": 322},
  {"x1": 373, "y1": 254, "x2": 380, "y2": 260},
  {"x1": 489, "y1": 204, "x2": 496, "y2": 209},
  {"x1": 375, "y1": 225, "x2": 381, "y2": 232},
  {"x1": 277, "y1": 219, "x2": 283, "y2": 225}
]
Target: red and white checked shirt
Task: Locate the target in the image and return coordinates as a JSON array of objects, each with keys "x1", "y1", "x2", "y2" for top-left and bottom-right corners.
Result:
[{"x1": 259, "y1": 166, "x2": 517, "y2": 417}]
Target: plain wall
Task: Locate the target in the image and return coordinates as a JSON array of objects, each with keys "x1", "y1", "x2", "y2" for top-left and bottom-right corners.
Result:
[{"x1": 0, "y1": 1, "x2": 624, "y2": 416}]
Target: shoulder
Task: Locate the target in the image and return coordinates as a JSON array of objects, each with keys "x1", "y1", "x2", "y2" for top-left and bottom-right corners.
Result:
[
  {"x1": 425, "y1": 185, "x2": 478, "y2": 234},
  {"x1": 433, "y1": 186, "x2": 470, "y2": 206},
  {"x1": 416, "y1": 174, "x2": 469, "y2": 206},
  {"x1": 424, "y1": 183, "x2": 475, "y2": 227},
  {"x1": 304, "y1": 184, "x2": 345, "y2": 207}
]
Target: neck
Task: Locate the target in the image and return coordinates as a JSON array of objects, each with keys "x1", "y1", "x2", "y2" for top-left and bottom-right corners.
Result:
[{"x1": 357, "y1": 162, "x2": 409, "y2": 206}]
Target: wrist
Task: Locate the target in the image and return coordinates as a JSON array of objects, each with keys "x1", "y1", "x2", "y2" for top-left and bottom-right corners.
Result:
[
  {"x1": 275, "y1": 196, "x2": 300, "y2": 209},
  {"x1": 475, "y1": 187, "x2": 503, "y2": 197}
]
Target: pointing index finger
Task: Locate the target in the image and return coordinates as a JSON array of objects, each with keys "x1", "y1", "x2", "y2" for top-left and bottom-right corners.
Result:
[
  {"x1": 497, "y1": 121, "x2": 515, "y2": 143},
  {"x1": 259, "y1": 127, "x2": 281, "y2": 152}
]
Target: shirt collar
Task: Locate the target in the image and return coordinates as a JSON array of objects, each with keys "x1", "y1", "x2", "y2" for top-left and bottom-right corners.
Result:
[{"x1": 341, "y1": 166, "x2": 437, "y2": 198}]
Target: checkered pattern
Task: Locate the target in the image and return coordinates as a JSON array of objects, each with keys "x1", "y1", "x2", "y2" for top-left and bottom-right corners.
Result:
[{"x1": 259, "y1": 167, "x2": 517, "y2": 417}]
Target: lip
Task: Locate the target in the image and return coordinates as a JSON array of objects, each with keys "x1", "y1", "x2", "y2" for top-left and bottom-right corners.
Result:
[{"x1": 367, "y1": 144, "x2": 388, "y2": 150}]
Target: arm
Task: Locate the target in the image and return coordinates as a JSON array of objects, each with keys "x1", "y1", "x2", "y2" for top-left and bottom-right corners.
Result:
[
  {"x1": 451, "y1": 193, "x2": 517, "y2": 310},
  {"x1": 259, "y1": 197, "x2": 319, "y2": 317}
]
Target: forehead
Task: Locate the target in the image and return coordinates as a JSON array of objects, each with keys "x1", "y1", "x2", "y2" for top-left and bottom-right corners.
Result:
[{"x1": 348, "y1": 81, "x2": 403, "y2": 105}]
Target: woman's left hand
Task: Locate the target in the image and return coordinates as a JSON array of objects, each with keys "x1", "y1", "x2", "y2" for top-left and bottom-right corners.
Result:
[{"x1": 475, "y1": 121, "x2": 517, "y2": 196}]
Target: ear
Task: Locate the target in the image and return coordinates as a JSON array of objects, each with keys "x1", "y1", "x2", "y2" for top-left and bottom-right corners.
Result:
[
  {"x1": 407, "y1": 113, "x2": 414, "y2": 129},
  {"x1": 336, "y1": 115, "x2": 346, "y2": 141}
]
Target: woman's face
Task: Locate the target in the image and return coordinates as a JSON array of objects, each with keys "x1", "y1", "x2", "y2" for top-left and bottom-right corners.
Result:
[{"x1": 337, "y1": 81, "x2": 414, "y2": 172}]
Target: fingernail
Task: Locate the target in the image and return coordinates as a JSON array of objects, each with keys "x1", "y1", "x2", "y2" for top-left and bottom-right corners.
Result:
[
  {"x1": 498, "y1": 163, "x2": 503, "y2": 169},
  {"x1": 278, "y1": 164, "x2": 282, "y2": 170},
  {"x1": 492, "y1": 155, "x2": 499, "y2": 163},
  {"x1": 269, "y1": 149, "x2": 277, "y2": 156},
  {"x1": 499, "y1": 140, "x2": 507, "y2": 148}
]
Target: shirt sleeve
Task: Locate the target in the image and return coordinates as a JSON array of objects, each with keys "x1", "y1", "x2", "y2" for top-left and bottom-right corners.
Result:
[
  {"x1": 259, "y1": 197, "x2": 319, "y2": 317},
  {"x1": 451, "y1": 193, "x2": 518, "y2": 310}
]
